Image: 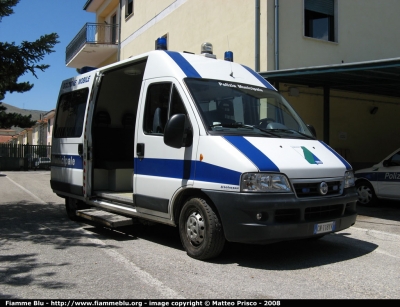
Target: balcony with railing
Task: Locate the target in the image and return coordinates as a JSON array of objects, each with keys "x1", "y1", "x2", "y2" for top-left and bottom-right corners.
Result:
[{"x1": 66, "y1": 22, "x2": 119, "y2": 69}]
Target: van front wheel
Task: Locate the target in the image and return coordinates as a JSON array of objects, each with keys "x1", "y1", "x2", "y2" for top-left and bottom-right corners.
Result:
[{"x1": 179, "y1": 197, "x2": 225, "y2": 260}]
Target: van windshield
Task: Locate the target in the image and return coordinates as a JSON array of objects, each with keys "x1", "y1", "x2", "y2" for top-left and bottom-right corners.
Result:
[{"x1": 185, "y1": 78, "x2": 314, "y2": 139}]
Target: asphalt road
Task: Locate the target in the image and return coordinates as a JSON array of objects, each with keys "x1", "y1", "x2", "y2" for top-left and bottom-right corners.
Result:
[{"x1": 0, "y1": 171, "x2": 399, "y2": 299}]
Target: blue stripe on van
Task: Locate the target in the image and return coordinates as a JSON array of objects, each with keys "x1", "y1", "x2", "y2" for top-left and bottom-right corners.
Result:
[
  {"x1": 194, "y1": 161, "x2": 241, "y2": 185},
  {"x1": 223, "y1": 136, "x2": 280, "y2": 172},
  {"x1": 164, "y1": 51, "x2": 202, "y2": 78},
  {"x1": 134, "y1": 158, "x2": 241, "y2": 185},
  {"x1": 319, "y1": 141, "x2": 352, "y2": 170},
  {"x1": 51, "y1": 154, "x2": 83, "y2": 169},
  {"x1": 135, "y1": 158, "x2": 194, "y2": 179},
  {"x1": 241, "y1": 65, "x2": 275, "y2": 90}
]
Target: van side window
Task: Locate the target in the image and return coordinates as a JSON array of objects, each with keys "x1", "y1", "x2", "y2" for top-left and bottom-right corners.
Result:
[
  {"x1": 143, "y1": 83, "x2": 191, "y2": 135},
  {"x1": 143, "y1": 83, "x2": 170, "y2": 134},
  {"x1": 169, "y1": 85, "x2": 186, "y2": 116},
  {"x1": 54, "y1": 88, "x2": 89, "y2": 138},
  {"x1": 169, "y1": 85, "x2": 192, "y2": 131}
]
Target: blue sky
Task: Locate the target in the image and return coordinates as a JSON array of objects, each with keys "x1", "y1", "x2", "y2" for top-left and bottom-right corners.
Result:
[{"x1": 1, "y1": 0, "x2": 95, "y2": 111}]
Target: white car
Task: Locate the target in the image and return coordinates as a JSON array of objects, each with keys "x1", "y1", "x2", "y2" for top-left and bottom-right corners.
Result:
[
  {"x1": 33, "y1": 157, "x2": 51, "y2": 170},
  {"x1": 355, "y1": 148, "x2": 400, "y2": 206}
]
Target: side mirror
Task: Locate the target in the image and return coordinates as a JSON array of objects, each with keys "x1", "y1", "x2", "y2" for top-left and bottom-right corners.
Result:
[
  {"x1": 307, "y1": 124, "x2": 317, "y2": 138},
  {"x1": 383, "y1": 160, "x2": 390, "y2": 167},
  {"x1": 164, "y1": 114, "x2": 192, "y2": 149}
]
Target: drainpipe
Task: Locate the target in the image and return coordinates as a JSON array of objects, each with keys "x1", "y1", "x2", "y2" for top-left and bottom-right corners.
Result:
[
  {"x1": 255, "y1": 0, "x2": 260, "y2": 72},
  {"x1": 274, "y1": 0, "x2": 279, "y2": 70},
  {"x1": 117, "y1": 0, "x2": 122, "y2": 61},
  {"x1": 323, "y1": 86, "x2": 330, "y2": 144}
]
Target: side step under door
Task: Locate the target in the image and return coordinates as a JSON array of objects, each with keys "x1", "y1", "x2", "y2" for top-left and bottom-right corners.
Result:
[{"x1": 76, "y1": 209, "x2": 133, "y2": 228}]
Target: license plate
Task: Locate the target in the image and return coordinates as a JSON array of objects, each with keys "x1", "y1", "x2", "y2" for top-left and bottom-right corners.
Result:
[{"x1": 314, "y1": 221, "x2": 336, "y2": 234}]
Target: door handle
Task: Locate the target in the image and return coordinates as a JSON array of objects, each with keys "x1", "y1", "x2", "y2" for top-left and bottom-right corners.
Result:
[{"x1": 137, "y1": 143, "x2": 145, "y2": 159}]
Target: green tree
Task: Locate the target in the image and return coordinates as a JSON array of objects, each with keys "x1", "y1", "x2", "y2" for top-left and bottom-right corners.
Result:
[
  {"x1": 0, "y1": 103, "x2": 36, "y2": 128},
  {"x1": 0, "y1": 0, "x2": 59, "y2": 128}
]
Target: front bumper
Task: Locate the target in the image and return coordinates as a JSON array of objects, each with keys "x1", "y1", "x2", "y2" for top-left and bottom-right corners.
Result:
[{"x1": 203, "y1": 187, "x2": 358, "y2": 244}]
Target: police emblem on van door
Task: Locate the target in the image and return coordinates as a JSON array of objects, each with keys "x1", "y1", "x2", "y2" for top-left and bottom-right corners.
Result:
[{"x1": 318, "y1": 182, "x2": 329, "y2": 195}]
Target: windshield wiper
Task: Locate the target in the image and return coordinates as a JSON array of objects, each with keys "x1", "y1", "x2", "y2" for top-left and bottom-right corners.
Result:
[
  {"x1": 291, "y1": 130, "x2": 315, "y2": 140},
  {"x1": 209, "y1": 122, "x2": 254, "y2": 129},
  {"x1": 268, "y1": 129, "x2": 315, "y2": 140},
  {"x1": 253, "y1": 126, "x2": 282, "y2": 137}
]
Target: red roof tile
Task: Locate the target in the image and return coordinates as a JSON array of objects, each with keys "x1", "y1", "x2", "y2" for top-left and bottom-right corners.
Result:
[{"x1": 0, "y1": 135, "x2": 13, "y2": 143}]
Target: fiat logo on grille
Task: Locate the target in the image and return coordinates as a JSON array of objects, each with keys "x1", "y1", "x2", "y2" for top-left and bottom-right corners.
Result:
[{"x1": 318, "y1": 182, "x2": 329, "y2": 195}]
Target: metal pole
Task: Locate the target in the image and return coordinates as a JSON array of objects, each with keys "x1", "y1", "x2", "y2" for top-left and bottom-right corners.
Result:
[
  {"x1": 117, "y1": 0, "x2": 122, "y2": 61},
  {"x1": 255, "y1": 0, "x2": 260, "y2": 72},
  {"x1": 274, "y1": 0, "x2": 279, "y2": 70},
  {"x1": 323, "y1": 86, "x2": 330, "y2": 144}
]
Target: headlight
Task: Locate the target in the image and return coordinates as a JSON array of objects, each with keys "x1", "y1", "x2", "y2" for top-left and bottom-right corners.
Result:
[
  {"x1": 344, "y1": 170, "x2": 355, "y2": 188},
  {"x1": 241, "y1": 173, "x2": 292, "y2": 192}
]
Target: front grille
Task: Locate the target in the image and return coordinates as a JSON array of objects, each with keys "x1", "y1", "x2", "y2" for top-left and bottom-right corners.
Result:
[
  {"x1": 293, "y1": 180, "x2": 342, "y2": 198},
  {"x1": 304, "y1": 204, "x2": 344, "y2": 221},
  {"x1": 275, "y1": 208, "x2": 300, "y2": 223}
]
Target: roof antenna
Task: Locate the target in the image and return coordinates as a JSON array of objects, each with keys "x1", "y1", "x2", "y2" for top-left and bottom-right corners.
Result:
[{"x1": 227, "y1": 36, "x2": 234, "y2": 78}]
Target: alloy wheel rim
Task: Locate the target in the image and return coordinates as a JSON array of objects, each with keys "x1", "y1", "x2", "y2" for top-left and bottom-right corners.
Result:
[{"x1": 358, "y1": 186, "x2": 372, "y2": 204}]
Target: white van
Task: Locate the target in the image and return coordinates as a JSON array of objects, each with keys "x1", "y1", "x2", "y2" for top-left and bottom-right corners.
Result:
[{"x1": 51, "y1": 43, "x2": 358, "y2": 260}]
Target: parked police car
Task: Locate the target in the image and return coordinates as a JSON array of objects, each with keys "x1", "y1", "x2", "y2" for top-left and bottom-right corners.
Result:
[{"x1": 355, "y1": 148, "x2": 400, "y2": 206}]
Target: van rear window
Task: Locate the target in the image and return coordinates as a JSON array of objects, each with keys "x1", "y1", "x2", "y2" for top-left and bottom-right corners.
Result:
[{"x1": 54, "y1": 88, "x2": 89, "y2": 138}]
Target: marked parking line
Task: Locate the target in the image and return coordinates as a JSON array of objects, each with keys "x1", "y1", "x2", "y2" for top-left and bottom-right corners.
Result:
[
  {"x1": 352, "y1": 227, "x2": 400, "y2": 239},
  {"x1": 351, "y1": 227, "x2": 400, "y2": 259},
  {"x1": 5, "y1": 174, "x2": 184, "y2": 298},
  {"x1": 374, "y1": 249, "x2": 400, "y2": 259},
  {"x1": 6, "y1": 176, "x2": 47, "y2": 204},
  {"x1": 81, "y1": 229, "x2": 185, "y2": 299}
]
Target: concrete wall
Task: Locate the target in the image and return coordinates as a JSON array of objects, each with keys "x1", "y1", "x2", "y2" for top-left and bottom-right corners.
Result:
[
  {"x1": 32, "y1": 126, "x2": 39, "y2": 145},
  {"x1": 277, "y1": 0, "x2": 400, "y2": 69},
  {"x1": 96, "y1": 0, "x2": 119, "y2": 22},
  {"x1": 279, "y1": 83, "x2": 400, "y2": 169},
  {"x1": 46, "y1": 116, "x2": 55, "y2": 146},
  {"x1": 118, "y1": 0, "x2": 400, "y2": 71},
  {"x1": 120, "y1": 0, "x2": 262, "y2": 69},
  {"x1": 98, "y1": 52, "x2": 118, "y2": 68}
]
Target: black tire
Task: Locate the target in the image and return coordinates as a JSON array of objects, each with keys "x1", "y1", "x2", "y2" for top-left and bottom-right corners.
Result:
[
  {"x1": 65, "y1": 197, "x2": 87, "y2": 221},
  {"x1": 179, "y1": 197, "x2": 225, "y2": 260},
  {"x1": 356, "y1": 180, "x2": 377, "y2": 207}
]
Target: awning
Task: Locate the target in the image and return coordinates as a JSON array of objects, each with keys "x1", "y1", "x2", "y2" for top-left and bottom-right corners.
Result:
[{"x1": 260, "y1": 58, "x2": 400, "y2": 98}]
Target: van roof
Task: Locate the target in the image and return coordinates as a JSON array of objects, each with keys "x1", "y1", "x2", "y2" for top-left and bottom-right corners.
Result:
[{"x1": 66, "y1": 50, "x2": 275, "y2": 90}]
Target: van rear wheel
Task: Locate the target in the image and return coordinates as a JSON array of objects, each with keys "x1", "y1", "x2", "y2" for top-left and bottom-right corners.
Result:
[
  {"x1": 179, "y1": 197, "x2": 225, "y2": 260},
  {"x1": 65, "y1": 197, "x2": 88, "y2": 221}
]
